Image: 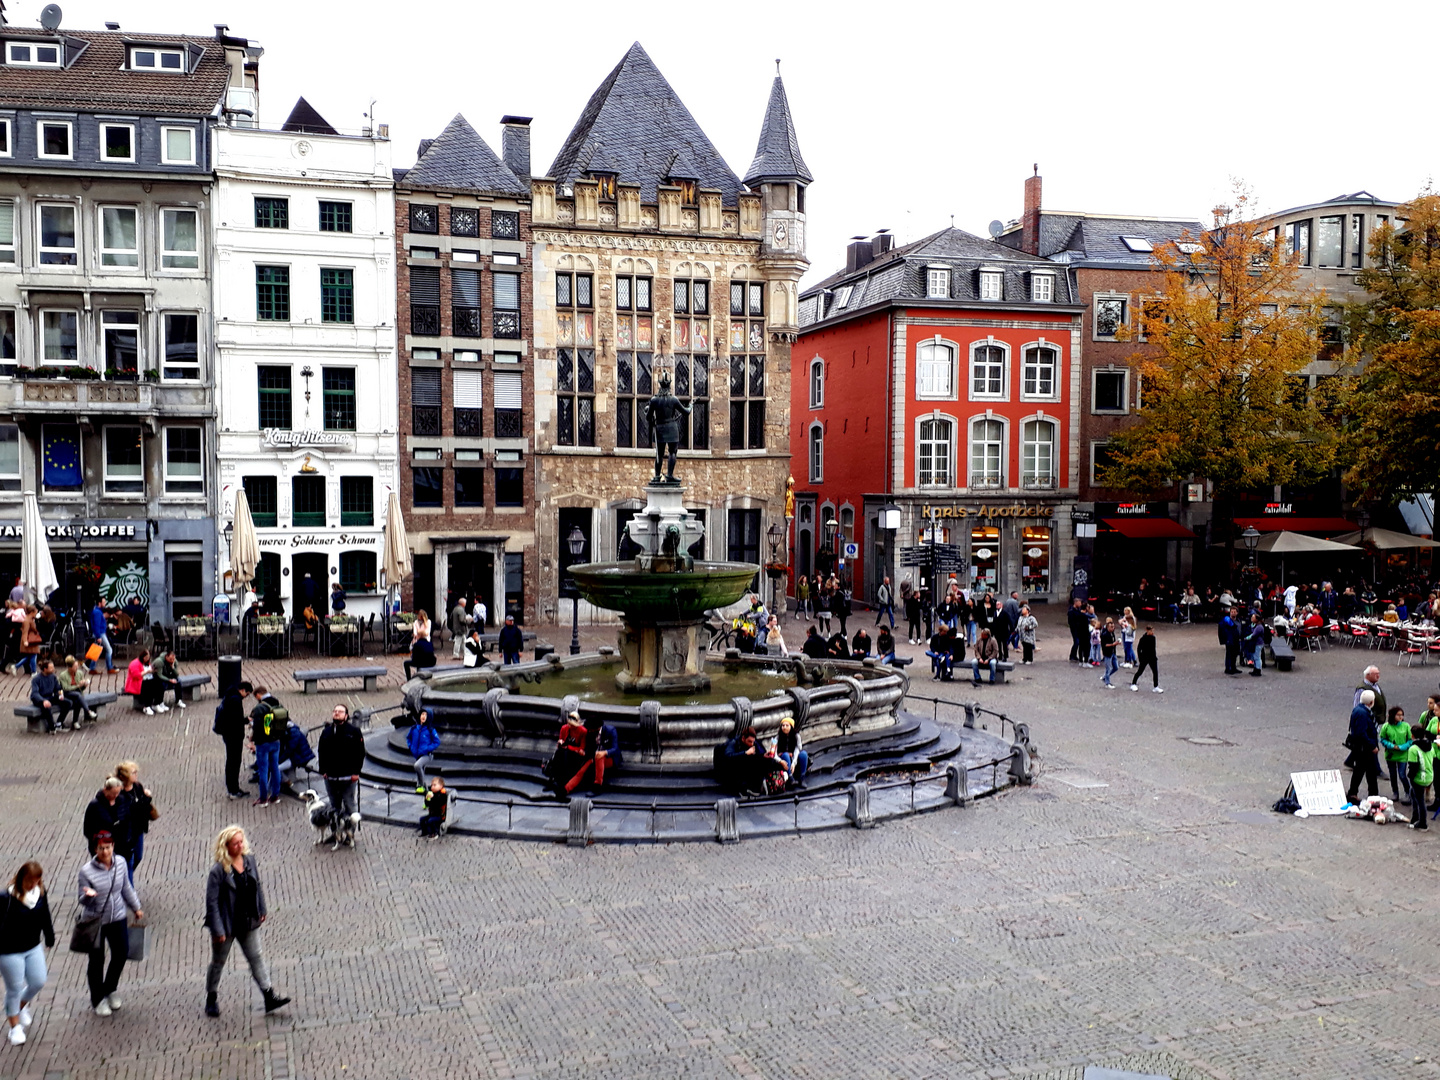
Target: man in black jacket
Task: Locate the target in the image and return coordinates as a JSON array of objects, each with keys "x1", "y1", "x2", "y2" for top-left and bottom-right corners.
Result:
[
  {"x1": 83, "y1": 777, "x2": 132, "y2": 860},
  {"x1": 498, "y1": 615, "x2": 523, "y2": 665},
  {"x1": 317, "y1": 703, "x2": 365, "y2": 831},
  {"x1": 1066, "y1": 598, "x2": 1089, "y2": 664},
  {"x1": 216, "y1": 681, "x2": 252, "y2": 799}
]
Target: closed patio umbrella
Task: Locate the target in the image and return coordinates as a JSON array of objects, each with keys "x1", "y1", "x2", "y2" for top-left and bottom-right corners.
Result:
[
  {"x1": 230, "y1": 488, "x2": 260, "y2": 588},
  {"x1": 383, "y1": 490, "x2": 412, "y2": 591},
  {"x1": 19, "y1": 490, "x2": 58, "y2": 605}
]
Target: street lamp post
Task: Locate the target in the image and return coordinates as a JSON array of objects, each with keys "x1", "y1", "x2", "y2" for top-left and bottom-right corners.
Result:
[
  {"x1": 1357, "y1": 509, "x2": 1373, "y2": 587},
  {"x1": 567, "y1": 525, "x2": 586, "y2": 655},
  {"x1": 878, "y1": 503, "x2": 901, "y2": 610},
  {"x1": 222, "y1": 520, "x2": 234, "y2": 636},
  {"x1": 766, "y1": 521, "x2": 783, "y2": 612},
  {"x1": 824, "y1": 516, "x2": 839, "y2": 585}
]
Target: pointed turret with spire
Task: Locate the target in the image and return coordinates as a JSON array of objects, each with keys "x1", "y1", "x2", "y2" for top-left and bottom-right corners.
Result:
[{"x1": 743, "y1": 63, "x2": 812, "y2": 188}]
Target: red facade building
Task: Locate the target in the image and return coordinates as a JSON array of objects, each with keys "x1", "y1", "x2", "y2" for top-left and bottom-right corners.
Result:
[{"x1": 793, "y1": 228, "x2": 1085, "y2": 607}]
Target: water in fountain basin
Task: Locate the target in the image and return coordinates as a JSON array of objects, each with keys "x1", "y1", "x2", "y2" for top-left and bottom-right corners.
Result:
[{"x1": 442, "y1": 659, "x2": 796, "y2": 707}]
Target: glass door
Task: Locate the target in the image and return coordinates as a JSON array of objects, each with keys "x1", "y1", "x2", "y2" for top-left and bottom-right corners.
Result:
[{"x1": 969, "y1": 525, "x2": 999, "y2": 591}]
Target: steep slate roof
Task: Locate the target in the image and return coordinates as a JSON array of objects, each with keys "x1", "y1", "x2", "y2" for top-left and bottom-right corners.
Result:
[
  {"x1": 0, "y1": 26, "x2": 232, "y2": 114},
  {"x1": 799, "y1": 227, "x2": 1079, "y2": 327},
  {"x1": 401, "y1": 114, "x2": 528, "y2": 197},
  {"x1": 743, "y1": 75, "x2": 811, "y2": 185},
  {"x1": 281, "y1": 97, "x2": 338, "y2": 136},
  {"x1": 999, "y1": 212, "x2": 1206, "y2": 265},
  {"x1": 548, "y1": 42, "x2": 742, "y2": 204}
]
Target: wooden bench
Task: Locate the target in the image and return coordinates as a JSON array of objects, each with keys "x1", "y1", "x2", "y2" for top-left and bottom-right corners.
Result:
[
  {"x1": 293, "y1": 666, "x2": 386, "y2": 695},
  {"x1": 1268, "y1": 638, "x2": 1297, "y2": 672},
  {"x1": 16, "y1": 691, "x2": 120, "y2": 733}
]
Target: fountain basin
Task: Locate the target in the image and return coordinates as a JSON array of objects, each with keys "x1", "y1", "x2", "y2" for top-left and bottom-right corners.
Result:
[{"x1": 567, "y1": 560, "x2": 758, "y2": 621}]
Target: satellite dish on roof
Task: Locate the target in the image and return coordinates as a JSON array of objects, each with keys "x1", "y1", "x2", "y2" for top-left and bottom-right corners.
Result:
[
  {"x1": 39, "y1": 4, "x2": 63, "y2": 31},
  {"x1": 988, "y1": 220, "x2": 1004, "y2": 239}
]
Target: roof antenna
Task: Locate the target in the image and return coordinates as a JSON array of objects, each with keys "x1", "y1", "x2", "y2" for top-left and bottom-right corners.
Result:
[
  {"x1": 950, "y1": 214, "x2": 954, "y2": 229},
  {"x1": 775, "y1": 58, "x2": 781, "y2": 75}
]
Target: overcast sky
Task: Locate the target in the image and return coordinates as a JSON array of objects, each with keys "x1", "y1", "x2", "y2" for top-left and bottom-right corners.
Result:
[{"x1": 18, "y1": 0, "x2": 1438, "y2": 286}]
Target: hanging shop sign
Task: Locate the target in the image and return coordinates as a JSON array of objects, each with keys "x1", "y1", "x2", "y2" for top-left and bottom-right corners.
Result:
[
  {"x1": 261, "y1": 429, "x2": 355, "y2": 450},
  {"x1": 919, "y1": 503, "x2": 1055, "y2": 520}
]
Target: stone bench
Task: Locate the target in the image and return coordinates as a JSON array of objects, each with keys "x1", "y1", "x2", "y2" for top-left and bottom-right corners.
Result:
[
  {"x1": 965, "y1": 659, "x2": 1017, "y2": 684},
  {"x1": 294, "y1": 666, "x2": 386, "y2": 695},
  {"x1": 16, "y1": 691, "x2": 120, "y2": 733},
  {"x1": 178, "y1": 672, "x2": 211, "y2": 700},
  {"x1": 1268, "y1": 638, "x2": 1297, "y2": 672}
]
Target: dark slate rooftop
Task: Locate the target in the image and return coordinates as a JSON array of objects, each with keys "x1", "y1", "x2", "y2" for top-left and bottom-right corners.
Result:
[
  {"x1": 280, "y1": 97, "x2": 337, "y2": 136},
  {"x1": 0, "y1": 26, "x2": 233, "y2": 115},
  {"x1": 799, "y1": 227, "x2": 1079, "y2": 327},
  {"x1": 548, "y1": 42, "x2": 742, "y2": 205},
  {"x1": 743, "y1": 75, "x2": 811, "y2": 186},
  {"x1": 401, "y1": 114, "x2": 528, "y2": 198},
  {"x1": 997, "y1": 211, "x2": 1206, "y2": 266}
]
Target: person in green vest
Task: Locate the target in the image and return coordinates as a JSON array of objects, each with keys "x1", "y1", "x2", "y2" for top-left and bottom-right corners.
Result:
[
  {"x1": 1379, "y1": 706, "x2": 1414, "y2": 805},
  {"x1": 1419, "y1": 695, "x2": 1440, "y2": 823},
  {"x1": 1407, "y1": 724, "x2": 1435, "y2": 832}
]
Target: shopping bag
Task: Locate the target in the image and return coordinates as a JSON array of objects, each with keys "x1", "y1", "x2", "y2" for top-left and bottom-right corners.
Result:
[
  {"x1": 126, "y1": 918, "x2": 147, "y2": 962},
  {"x1": 85, "y1": 643, "x2": 104, "y2": 663}
]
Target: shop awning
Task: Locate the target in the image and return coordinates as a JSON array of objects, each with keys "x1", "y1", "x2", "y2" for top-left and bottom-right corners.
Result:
[
  {"x1": 1102, "y1": 517, "x2": 1197, "y2": 540},
  {"x1": 1233, "y1": 516, "x2": 1353, "y2": 533}
]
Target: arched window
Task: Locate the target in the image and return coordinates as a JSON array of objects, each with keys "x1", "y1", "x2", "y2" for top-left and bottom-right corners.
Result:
[
  {"x1": 970, "y1": 342, "x2": 1005, "y2": 398},
  {"x1": 840, "y1": 506, "x2": 854, "y2": 548},
  {"x1": 1021, "y1": 418, "x2": 1056, "y2": 489},
  {"x1": 916, "y1": 341, "x2": 955, "y2": 399},
  {"x1": 809, "y1": 357, "x2": 824, "y2": 408},
  {"x1": 970, "y1": 418, "x2": 1004, "y2": 488},
  {"x1": 1022, "y1": 345, "x2": 1056, "y2": 398},
  {"x1": 808, "y1": 423, "x2": 823, "y2": 483},
  {"x1": 917, "y1": 417, "x2": 953, "y2": 487}
]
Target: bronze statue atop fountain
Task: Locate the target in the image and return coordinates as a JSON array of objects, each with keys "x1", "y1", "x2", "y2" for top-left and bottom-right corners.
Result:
[{"x1": 643, "y1": 371, "x2": 691, "y2": 485}]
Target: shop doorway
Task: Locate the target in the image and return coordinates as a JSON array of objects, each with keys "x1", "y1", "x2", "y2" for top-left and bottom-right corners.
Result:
[
  {"x1": 167, "y1": 555, "x2": 203, "y2": 619},
  {"x1": 447, "y1": 550, "x2": 494, "y2": 627},
  {"x1": 411, "y1": 554, "x2": 435, "y2": 621},
  {"x1": 969, "y1": 525, "x2": 1000, "y2": 593},
  {"x1": 291, "y1": 552, "x2": 329, "y2": 616},
  {"x1": 254, "y1": 552, "x2": 281, "y2": 611}
]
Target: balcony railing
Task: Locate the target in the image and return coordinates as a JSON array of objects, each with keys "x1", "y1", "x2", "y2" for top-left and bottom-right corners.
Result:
[
  {"x1": 410, "y1": 305, "x2": 441, "y2": 336},
  {"x1": 452, "y1": 307, "x2": 482, "y2": 338},
  {"x1": 412, "y1": 405, "x2": 442, "y2": 436},
  {"x1": 1022, "y1": 473, "x2": 1055, "y2": 490},
  {"x1": 969, "y1": 474, "x2": 1003, "y2": 489}
]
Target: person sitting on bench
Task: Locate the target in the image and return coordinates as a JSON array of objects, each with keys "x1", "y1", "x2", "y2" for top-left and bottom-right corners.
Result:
[
  {"x1": 150, "y1": 650, "x2": 186, "y2": 711},
  {"x1": 876, "y1": 626, "x2": 896, "y2": 665},
  {"x1": 927, "y1": 625, "x2": 955, "y2": 680},
  {"x1": 971, "y1": 628, "x2": 1001, "y2": 686}
]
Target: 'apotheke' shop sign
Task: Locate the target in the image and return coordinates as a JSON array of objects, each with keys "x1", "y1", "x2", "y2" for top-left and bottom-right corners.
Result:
[{"x1": 920, "y1": 504, "x2": 1055, "y2": 520}]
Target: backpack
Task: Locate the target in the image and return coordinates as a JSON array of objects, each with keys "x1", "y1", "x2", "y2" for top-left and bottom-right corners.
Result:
[
  {"x1": 213, "y1": 701, "x2": 226, "y2": 735},
  {"x1": 1272, "y1": 782, "x2": 1300, "y2": 815},
  {"x1": 1217, "y1": 619, "x2": 1229, "y2": 645}
]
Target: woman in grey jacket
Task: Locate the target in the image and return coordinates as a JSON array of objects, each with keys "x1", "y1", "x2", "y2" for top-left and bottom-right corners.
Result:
[
  {"x1": 76, "y1": 833, "x2": 142, "y2": 1016},
  {"x1": 1016, "y1": 606, "x2": 1039, "y2": 665},
  {"x1": 203, "y1": 826, "x2": 289, "y2": 1018}
]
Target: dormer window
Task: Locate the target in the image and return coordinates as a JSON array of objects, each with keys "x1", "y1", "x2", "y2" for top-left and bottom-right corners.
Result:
[
  {"x1": 1031, "y1": 272, "x2": 1054, "y2": 303},
  {"x1": 593, "y1": 173, "x2": 616, "y2": 201},
  {"x1": 7, "y1": 41, "x2": 61, "y2": 66},
  {"x1": 926, "y1": 268, "x2": 950, "y2": 300},
  {"x1": 674, "y1": 180, "x2": 697, "y2": 205},
  {"x1": 833, "y1": 285, "x2": 854, "y2": 309},
  {"x1": 130, "y1": 46, "x2": 185, "y2": 72},
  {"x1": 978, "y1": 269, "x2": 1003, "y2": 301}
]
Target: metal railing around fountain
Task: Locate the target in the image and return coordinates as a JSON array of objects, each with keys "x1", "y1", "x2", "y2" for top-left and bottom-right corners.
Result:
[{"x1": 903, "y1": 692, "x2": 1029, "y2": 749}]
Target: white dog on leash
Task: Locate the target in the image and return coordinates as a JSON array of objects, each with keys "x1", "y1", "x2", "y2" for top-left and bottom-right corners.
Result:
[{"x1": 299, "y1": 788, "x2": 361, "y2": 849}]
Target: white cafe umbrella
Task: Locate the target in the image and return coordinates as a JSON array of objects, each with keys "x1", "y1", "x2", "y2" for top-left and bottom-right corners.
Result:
[
  {"x1": 1332, "y1": 526, "x2": 1440, "y2": 551},
  {"x1": 19, "y1": 490, "x2": 59, "y2": 604},
  {"x1": 1253, "y1": 530, "x2": 1360, "y2": 554},
  {"x1": 230, "y1": 488, "x2": 260, "y2": 589},
  {"x1": 383, "y1": 490, "x2": 412, "y2": 589}
]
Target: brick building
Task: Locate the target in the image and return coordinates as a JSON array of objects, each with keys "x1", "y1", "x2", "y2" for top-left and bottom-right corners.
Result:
[
  {"x1": 530, "y1": 45, "x2": 809, "y2": 624},
  {"x1": 794, "y1": 226, "x2": 1084, "y2": 607},
  {"x1": 394, "y1": 115, "x2": 535, "y2": 624}
]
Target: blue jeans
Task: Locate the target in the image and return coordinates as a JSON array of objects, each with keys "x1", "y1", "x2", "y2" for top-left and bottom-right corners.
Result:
[
  {"x1": 1123, "y1": 640, "x2": 1136, "y2": 664},
  {"x1": 255, "y1": 740, "x2": 283, "y2": 801},
  {"x1": 16, "y1": 654, "x2": 34, "y2": 675},
  {"x1": 128, "y1": 832, "x2": 144, "y2": 883},
  {"x1": 88, "y1": 634, "x2": 113, "y2": 673},
  {"x1": 927, "y1": 651, "x2": 952, "y2": 678},
  {"x1": 1102, "y1": 655, "x2": 1119, "y2": 684},
  {"x1": 779, "y1": 749, "x2": 809, "y2": 782},
  {"x1": 875, "y1": 604, "x2": 894, "y2": 628},
  {"x1": 0, "y1": 944, "x2": 47, "y2": 1017},
  {"x1": 971, "y1": 657, "x2": 997, "y2": 684}
]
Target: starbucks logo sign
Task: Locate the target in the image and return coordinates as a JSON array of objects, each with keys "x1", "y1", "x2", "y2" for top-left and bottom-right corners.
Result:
[{"x1": 100, "y1": 560, "x2": 149, "y2": 608}]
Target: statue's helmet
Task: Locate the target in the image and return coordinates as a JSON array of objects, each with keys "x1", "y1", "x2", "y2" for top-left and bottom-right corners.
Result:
[{"x1": 658, "y1": 370, "x2": 673, "y2": 392}]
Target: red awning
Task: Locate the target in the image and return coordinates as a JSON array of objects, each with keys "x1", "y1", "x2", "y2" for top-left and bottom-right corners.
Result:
[
  {"x1": 1102, "y1": 517, "x2": 1197, "y2": 540},
  {"x1": 1233, "y1": 516, "x2": 1353, "y2": 534}
]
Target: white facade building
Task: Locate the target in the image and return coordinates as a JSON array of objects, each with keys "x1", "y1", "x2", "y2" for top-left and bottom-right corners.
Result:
[{"x1": 213, "y1": 109, "x2": 397, "y2": 624}]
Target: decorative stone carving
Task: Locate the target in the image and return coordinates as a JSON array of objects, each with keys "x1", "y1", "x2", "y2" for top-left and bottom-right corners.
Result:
[
  {"x1": 944, "y1": 763, "x2": 971, "y2": 806},
  {"x1": 834, "y1": 675, "x2": 864, "y2": 734},
  {"x1": 731, "y1": 695, "x2": 753, "y2": 738},
  {"x1": 25, "y1": 382, "x2": 77, "y2": 402},
  {"x1": 599, "y1": 204, "x2": 616, "y2": 225},
  {"x1": 722, "y1": 212, "x2": 739, "y2": 231},
  {"x1": 566, "y1": 797, "x2": 591, "y2": 846},
  {"x1": 715, "y1": 797, "x2": 740, "y2": 843},
  {"x1": 845, "y1": 782, "x2": 874, "y2": 828},
  {"x1": 1009, "y1": 742, "x2": 1034, "y2": 785},
  {"x1": 681, "y1": 209, "x2": 699, "y2": 230},
  {"x1": 640, "y1": 208, "x2": 658, "y2": 229},
  {"x1": 556, "y1": 203, "x2": 575, "y2": 224},
  {"x1": 481, "y1": 687, "x2": 508, "y2": 747},
  {"x1": 638, "y1": 699, "x2": 662, "y2": 763},
  {"x1": 785, "y1": 685, "x2": 811, "y2": 731}
]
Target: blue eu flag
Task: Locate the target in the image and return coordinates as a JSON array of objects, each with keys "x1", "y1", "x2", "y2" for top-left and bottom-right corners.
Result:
[{"x1": 42, "y1": 425, "x2": 81, "y2": 488}]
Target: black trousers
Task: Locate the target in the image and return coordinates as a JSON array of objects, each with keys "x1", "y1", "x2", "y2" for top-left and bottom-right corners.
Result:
[
  {"x1": 1022, "y1": 642, "x2": 1034, "y2": 663},
  {"x1": 224, "y1": 733, "x2": 245, "y2": 794},
  {"x1": 1223, "y1": 643, "x2": 1239, "y2": 673},
  {"x1": 1069, "y1": 631, "x2": 1083, "y2": 663},
  {"x1": 88, "y1": 920, "x2": 128, "y2": 1006},
  {"x1": 1132, "y1": 657, "x2": 1158, "y2": 687},
  {"x1": 1346, "y1": 752, "x2": 1380, "y2": 802}
]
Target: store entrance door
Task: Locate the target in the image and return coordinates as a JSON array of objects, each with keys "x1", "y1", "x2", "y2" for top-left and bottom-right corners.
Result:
[
  {"x1": 291, "y1": 552, "x2": 329, "y2": 616},
  {"x1": 167, "y1": 555, "x2": 203, "y2": 620},
  {"x1": 447, "y1": 551, "x2": 494, "y2": 628},
  {"x1": 969, "y1": 526, "x2": 1000, "y2": 593}
]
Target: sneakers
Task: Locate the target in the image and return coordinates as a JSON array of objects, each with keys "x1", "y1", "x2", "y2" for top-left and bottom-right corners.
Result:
[
  {"x1": 253, "y1": 798, "x2": 268, "y2": 807},
  {"x1": 1129, "y1": 684, "x2": 1138, "y2": 692},
  {"x1": 7, "y1": 1023, "x2": 24, "y2": 1045},
  {"x1": 94, "y1": 1000, "x2": 112, "y2": 1017},
  {"x1": 228, "y1": 788, "x2": 250, "y2": 800},
  {"x1": 177, "y1": 700, "x2": 187, "y2": 709},
  {"x1": 142, "y1": 706, "x2": 155, "y2": 716},
  {"x1": 156, "y1": 703, "x2": 169, "y2": 713},
  {"x1": 1103, "y1": 682, "x2": 1115, "y2": 689},
  {"x1": 106, "y1": 994, "x2": 122, "y2": 1011},
  {"x1": 18, "y1": 1005, "x2": 32, "y2": 1027},
  {"x1": 1153, "y1": 686, "x2": 1164, "y2": 693}
]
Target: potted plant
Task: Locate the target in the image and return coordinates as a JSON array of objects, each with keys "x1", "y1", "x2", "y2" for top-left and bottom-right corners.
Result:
[{"x1": 764, "y1": 561, "x2": 788, "y2": 580}]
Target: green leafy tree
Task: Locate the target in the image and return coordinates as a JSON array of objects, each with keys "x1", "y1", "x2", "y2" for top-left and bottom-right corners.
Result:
[
  {"x1": 1098, "y1": 189, "x2": 1338, "y2": 568},
  {"x1": 1342, "y1": 189, "x2": 1440, "y2": 505}
]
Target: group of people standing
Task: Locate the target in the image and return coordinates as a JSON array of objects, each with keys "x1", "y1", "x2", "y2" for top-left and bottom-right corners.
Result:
[
  {"x1": 1345, "y1": 665, "x2": 1439, "y2": 830},
  {"x1": 1064, "y1": 600, "x2": 1163, "y2": 692},
  {"x1": 792, "y1": 575, "x2": 852, "y2": 637}
]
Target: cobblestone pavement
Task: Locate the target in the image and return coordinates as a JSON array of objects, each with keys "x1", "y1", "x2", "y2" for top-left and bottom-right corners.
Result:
[{"x1": 1, "y1": 615, "x2": 1438, "y2": 1079}]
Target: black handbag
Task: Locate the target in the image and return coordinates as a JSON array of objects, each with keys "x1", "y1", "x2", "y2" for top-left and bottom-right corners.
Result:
[{"x1": 69, "y1": 864, "x2": 117, "y2": 954}]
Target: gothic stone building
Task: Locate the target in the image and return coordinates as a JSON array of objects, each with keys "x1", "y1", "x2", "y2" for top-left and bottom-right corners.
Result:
[{"x1": 531, "y1": 44, "x2": 810, "y2": 623}]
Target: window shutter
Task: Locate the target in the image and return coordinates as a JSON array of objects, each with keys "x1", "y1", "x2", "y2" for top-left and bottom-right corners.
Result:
[
  {"x1": 451, "y1": 268, "x2": 481, "y2": 307},
  {"x1": 493, "y1": 371, "x2": 522, "y2": 410},
  {"x1": 410, "y1": 266, "x2": 440, "y2": 304},
  {"x1": 493, "y1": 273, "x2": 519, "y2": 311},
  {"x1": 0, "y1": 200, "x2": 16, "y2": 243},
  {"x1": 453, "y1": 370, "x2": 483, "y2": 409},
  {"x1": 412, "y1": 368, "x2": 442, "y2": 406}
]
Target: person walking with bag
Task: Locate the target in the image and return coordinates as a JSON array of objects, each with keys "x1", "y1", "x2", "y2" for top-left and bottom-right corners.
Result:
[
  {"x1": 74, "y1": 832, "x2": 142, "y2": 1016},
  {"x1": 204, "y1": 827, "x2": 289, "y2": 1017},
  {"x1": 0, "y1": 861, "x2": 54, "y2": 1046},
  {"x1": 114, "y1": 763, "x2": 153, "y2": 884}
]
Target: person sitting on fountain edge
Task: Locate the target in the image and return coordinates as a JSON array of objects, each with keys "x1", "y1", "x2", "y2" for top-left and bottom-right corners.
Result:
[
  {"x1": 543, "y1": 709, "x2": 591, "y2": 796},
  {"x1": 826, "y1": 632, "x2": 850, "y2": 659},
  {"x1": 850, "y1": 627, "x2": 872, "y2": 659},
  {"x1": 876, "y1": 625, "x2": 896, "y2": 665},
  {"x1": 801, "y1": 626, "x2": 828, "y2": 660},
  {"x1": 718, "y1": 727, "x2": 786, "y2": 797}
]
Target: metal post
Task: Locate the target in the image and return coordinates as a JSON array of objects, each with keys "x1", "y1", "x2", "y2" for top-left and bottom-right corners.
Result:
[{"x1": 569, "y1": 594, "x2": 581, "y2": 655}]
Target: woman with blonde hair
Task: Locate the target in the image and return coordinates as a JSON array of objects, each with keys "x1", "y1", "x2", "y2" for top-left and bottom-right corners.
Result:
[
  {"x1": 1120, "y1": 606, "x2": 1139, "y2": 668},
  {"x1": 203, "y1": 826, "x2": 289, "y2": 1018},
  {"x1": 114, "y1": 762, "x2": 154, "y2": 884},
  {"x1": 0, "y1": 861, "x2": 53, "y2": 1045}
]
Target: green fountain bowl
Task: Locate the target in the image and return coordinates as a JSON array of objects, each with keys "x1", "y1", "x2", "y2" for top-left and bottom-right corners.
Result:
[{"x1": 569, "y1": 560, "x2": 760, "y2": 621}]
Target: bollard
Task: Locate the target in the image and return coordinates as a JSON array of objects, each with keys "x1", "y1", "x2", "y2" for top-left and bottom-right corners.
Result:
[
  {"x1": 944, "y1": 763, "x2": 972, "y2": 806},
  {"x1": 566, "y1": 797, "x2": 591, "y2": 847},
  {"x1": 845, "y1": 781, "x2": 875, "y2": 829},
  {"x1": 715, "y1": 798, "x2": 740, "y2": 844},
  {"x1": 1013, "y1": 720, "x2": 1037, "y2": 755},
  {"x1": 1008, "y1": 742, "x2": 1034, "y2": 785},
  {"x1": 961, "y1": 701, "x2": 979, "y2": 729}
]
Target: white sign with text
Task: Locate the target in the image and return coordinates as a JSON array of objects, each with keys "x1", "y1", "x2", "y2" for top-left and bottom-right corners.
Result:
[{"x1": 1290, "y1": 769, "x2": 1349, "y2": 815}]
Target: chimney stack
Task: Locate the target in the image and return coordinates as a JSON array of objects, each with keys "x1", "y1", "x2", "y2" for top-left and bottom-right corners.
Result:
[
  {"x1": 846, "y1": 236, "x2": 874, "y2": 274},
  {"x1": 501, "y1": 115, "x2": 532, "y2": 180},
  {"x1": 871, "y1": 230, "x2": 893, "y2": 259},
  {"x1": 1021, "y1": 164, "x2": 1042, "y2": 256}
]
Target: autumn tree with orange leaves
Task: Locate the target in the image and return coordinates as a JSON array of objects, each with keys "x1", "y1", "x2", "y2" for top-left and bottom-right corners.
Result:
[{"x1": 1097, "y1": 189, "x2": 1339, "y2": 567}]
